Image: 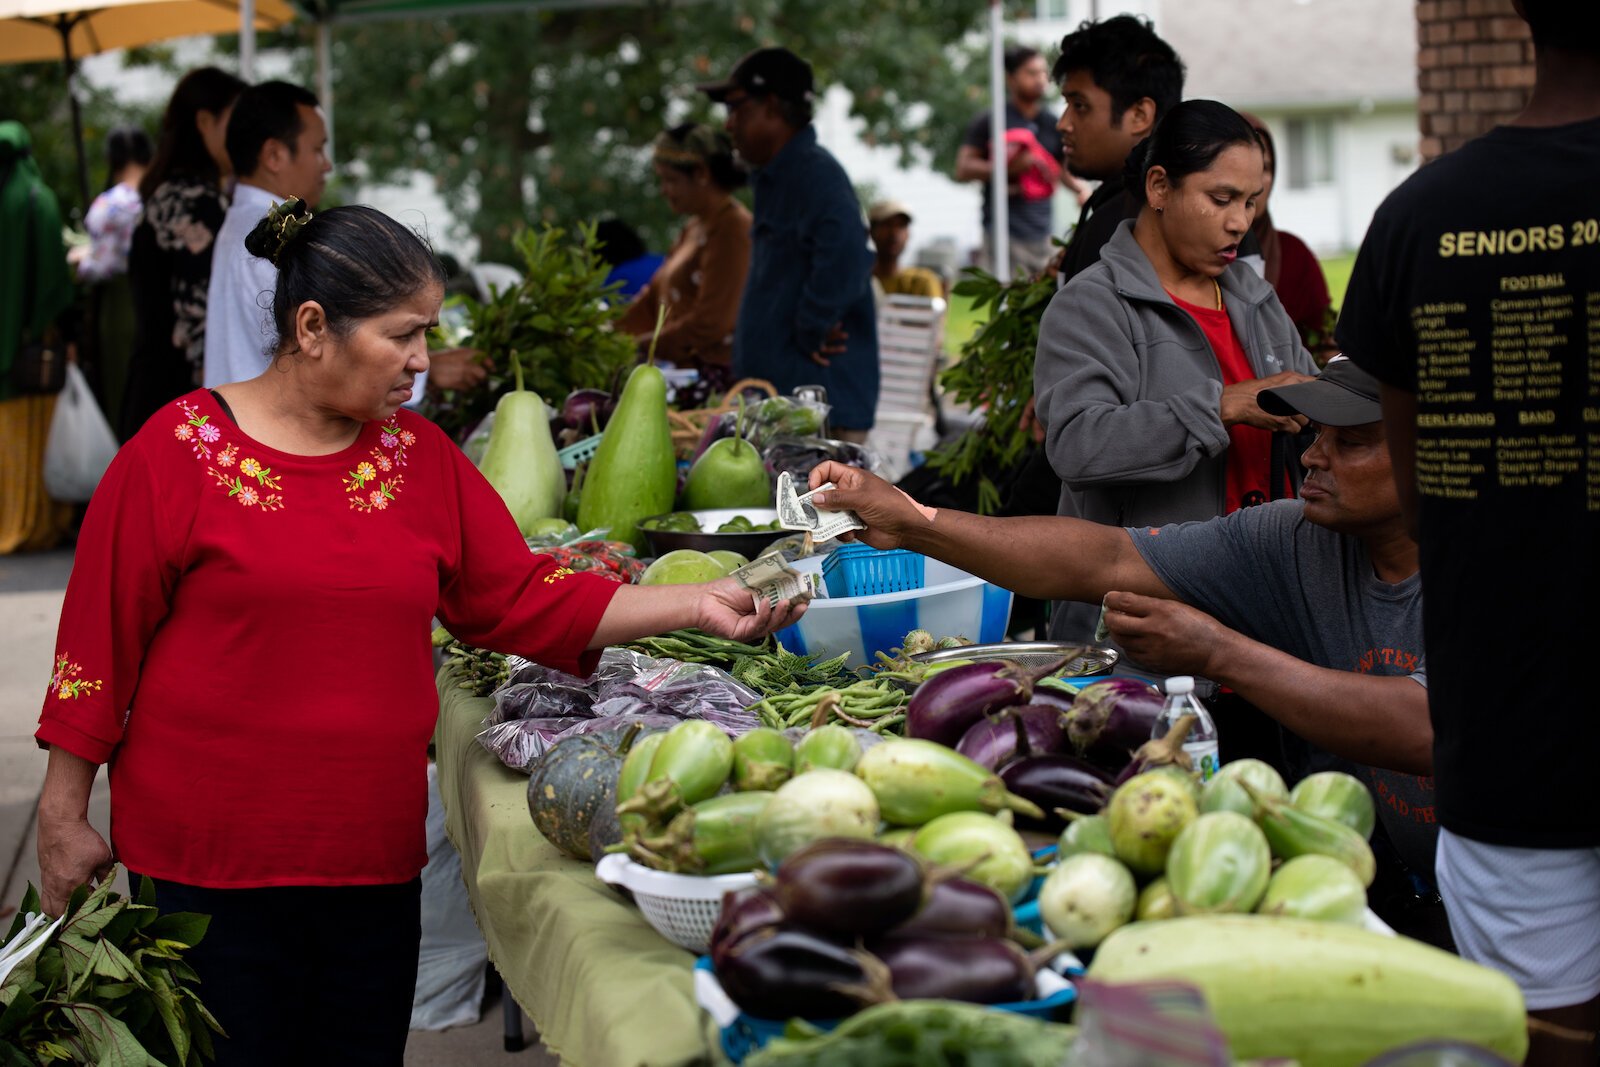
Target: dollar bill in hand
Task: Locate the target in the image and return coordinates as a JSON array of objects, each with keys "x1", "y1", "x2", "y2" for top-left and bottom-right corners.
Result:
[
  {"x1": 729, "y1": 552, "x2": 793, "y2": 593},
  {"x1": 795, "y1": 484, "x2": 867, "y2": 541}
]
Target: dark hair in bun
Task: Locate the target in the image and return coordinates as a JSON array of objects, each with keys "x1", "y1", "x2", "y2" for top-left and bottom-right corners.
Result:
[
  {"x1": 245, "y1": 200, "x2": 446, "y2": 357},
  {"x1": 1123, "y1": 99, "x2": 1260, "y2": 207}
]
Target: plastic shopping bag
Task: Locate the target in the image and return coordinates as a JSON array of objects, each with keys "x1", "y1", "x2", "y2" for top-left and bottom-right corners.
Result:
[{"x1": 43, "y1": 363, "x2": 118, "y2": 503}]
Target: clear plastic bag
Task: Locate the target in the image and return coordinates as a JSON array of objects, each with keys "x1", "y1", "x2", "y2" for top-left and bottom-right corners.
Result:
[
  {"x1": 475, "y1": 649, "x2": 763, "y2": 772},
  {"x1": 1071, "y1": 979, "x2": 1231, "y2": 1067}
]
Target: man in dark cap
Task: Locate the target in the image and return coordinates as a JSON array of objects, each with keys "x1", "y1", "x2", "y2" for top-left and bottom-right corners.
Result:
[
  {"x1": 801, "y1": 358, "x2": 1451, "y2": 942},
  {"x1": 700, "y1": 48, "x2": 878, "y2": 441}
]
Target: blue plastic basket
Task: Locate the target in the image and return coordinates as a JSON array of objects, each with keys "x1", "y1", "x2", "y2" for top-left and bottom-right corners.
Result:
[
  {"x1": 695, "y1": 957, "x2": 1077, "y2": 1064},
  {"x1": 558, "y1": 433, "x2": 602, "y2": 471},
  {"x1": 821, "y1": 543, "x2": 926, "y2": 598}
]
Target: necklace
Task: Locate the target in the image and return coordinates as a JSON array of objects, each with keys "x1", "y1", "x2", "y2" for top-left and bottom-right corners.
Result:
[{"x1": 1212, "y1": 279, "x2": 1223, "y2": 311}]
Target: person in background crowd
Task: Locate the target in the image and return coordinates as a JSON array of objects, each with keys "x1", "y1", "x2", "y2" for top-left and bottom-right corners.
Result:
[
  {"x1": 120, "y1": 66, "x2": 246, "y2": 441},
  {"x1": 1033, "y1": 100, "x2": 1315, "y2": 643},
  {"x1": 0, "y1": 121, "x2": 76, "y2": 555},
  {"x1": 596, "y1": 218, "x2": 664, "y2": 302},
  {"x1": 1338, "y1": 1, "x2": 1600, "y2": 1059},
  {"x1": 1049, "y1": 15, "x2": 1185, "y2": 288},
  {"x1": 201, "y1": 81, "x2": 481, "y2": 402},
  {"x1": 802, "y1": 358, "x2": 1447, "y2": 945},
  {"x1": 867, "y1": 199, "x2": 944, "y2": 304},
  {"x1": 955, "y1": 45, "x2": 1077, "y2": 278},
  {"x1": 35, "y1": 197, "x2": 804, "y2": 1066},
  {"x1": 618, "y1": 124, "x2": 751, "y2": 392},
  {"x1": 73, "y1": 126, "x2": 153, "y2": 423},
  {"x1": 203, "y1": 81, "x2": 332, "y2": 389},
  {"x1": 1240, "y1": 113, "x2": 1333, "y2": 360},
  {"x1": 701, "y1": 48, "x2": 879, "y2": 441}
]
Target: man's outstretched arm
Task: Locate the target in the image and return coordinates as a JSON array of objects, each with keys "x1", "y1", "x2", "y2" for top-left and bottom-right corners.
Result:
[
  {"x1": 806, "y1": 462, "x2": 1173, "y2": 604},
  {"x1": 1107, "y1": 591, "x2": 1433, "y2": 775}
]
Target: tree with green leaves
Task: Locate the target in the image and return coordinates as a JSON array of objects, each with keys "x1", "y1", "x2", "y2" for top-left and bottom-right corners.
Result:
[{"x1": 309, "y1": 0, "x2": 1011, "y2": 261}]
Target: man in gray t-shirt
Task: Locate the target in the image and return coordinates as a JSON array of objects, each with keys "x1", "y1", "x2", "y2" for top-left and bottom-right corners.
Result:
[
  {"x1": 1130, "y1": 500, "x2": 1435, "y2": 879},
  {"x1": 805, "y1": 357, "x2": 1438, "y2": 880}
]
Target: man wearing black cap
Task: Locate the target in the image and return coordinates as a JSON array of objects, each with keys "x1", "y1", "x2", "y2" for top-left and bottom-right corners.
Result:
[
  {"x1": 700, "y1": 48, "x2": 879, "y2": 440},
  {"x1": 802, "y1": 358, "x2": 1451, "y2": 940}
]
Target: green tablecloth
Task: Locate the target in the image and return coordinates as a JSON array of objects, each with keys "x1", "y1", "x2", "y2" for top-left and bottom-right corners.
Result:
[{"x1": 434, "y1": 664, "x2": 726, "y2": 1067}]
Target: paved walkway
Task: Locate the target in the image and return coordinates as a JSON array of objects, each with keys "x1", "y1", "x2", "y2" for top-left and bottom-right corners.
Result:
[{"x1": 0, "y1": 547, "x2": 559, "y2": 1066}]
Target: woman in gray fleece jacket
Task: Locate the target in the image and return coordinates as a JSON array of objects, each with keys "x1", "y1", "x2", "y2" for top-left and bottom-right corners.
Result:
[{"x1": 1034, "y1": 100, "x2": 1317, "y2": 640}]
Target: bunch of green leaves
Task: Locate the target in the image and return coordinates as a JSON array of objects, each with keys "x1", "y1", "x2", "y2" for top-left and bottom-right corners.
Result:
[
  {"x1": 745, "y1": 998, "x2": 1076, "y2": 1067},
  {"x1": 729, "y1": 646, "x2": 854, "y2": 697},
  {"x1": 925, "y1": 269, "x2": 1059, "y2": 514},
  {"x1": 429, "y1": 221, "x2": 637, "y2": 439},
  {"x1": 0, "y1": 870, "x2": 221, "y2": 1066}
]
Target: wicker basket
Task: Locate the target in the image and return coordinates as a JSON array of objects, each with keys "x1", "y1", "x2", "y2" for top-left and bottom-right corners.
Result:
[
  {"x1": 669, "y1": 377, "x2": 777, "y2": 460},
  {"x1": 595, "y1": 853, "x2": 758, "y2": 953}
]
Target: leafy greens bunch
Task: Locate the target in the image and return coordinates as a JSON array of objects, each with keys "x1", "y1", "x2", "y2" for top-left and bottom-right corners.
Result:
[{"x1": 0, "y1": 869, "x2": 221, "y2": 1066}]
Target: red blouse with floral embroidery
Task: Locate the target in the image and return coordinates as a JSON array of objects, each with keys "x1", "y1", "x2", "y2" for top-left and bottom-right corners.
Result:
[{"x1": 37, "y1": 390, "x2": 620, "y2": 889}]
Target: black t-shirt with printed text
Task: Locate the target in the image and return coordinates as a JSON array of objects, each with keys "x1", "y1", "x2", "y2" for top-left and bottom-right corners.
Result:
[{"x1": 1338, "y1": 117, "x2": 1600, "y2": 850}]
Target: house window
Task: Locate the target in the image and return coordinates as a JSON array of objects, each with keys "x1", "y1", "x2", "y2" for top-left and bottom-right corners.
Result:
[{"x1": 1285, "y1": 116, "x2": 1336, "y2": 189}]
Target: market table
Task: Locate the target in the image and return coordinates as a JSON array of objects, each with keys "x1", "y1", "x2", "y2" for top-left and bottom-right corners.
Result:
[{"x1": 433, "y1": 663, "x2": 726, "y2": 1067}]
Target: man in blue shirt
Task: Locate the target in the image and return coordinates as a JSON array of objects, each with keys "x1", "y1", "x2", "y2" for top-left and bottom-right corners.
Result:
[{"x1": 700, "y1": 48, "x2": 879, "y2": 439}]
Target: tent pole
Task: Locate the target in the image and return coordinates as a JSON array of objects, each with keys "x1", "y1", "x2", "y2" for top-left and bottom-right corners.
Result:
[
  {"x1": 988, "y1": 0, "x2": 1009, "y2": 280},
  {"x1": 316, "y1": 18, "x2": 334, "y2": 162},
  {"x1": 57, "y1": 14, "x2": 91, "y2": 216},
  {"x1": 240, "y1": 0, "x2": 256, "y2": 80}
]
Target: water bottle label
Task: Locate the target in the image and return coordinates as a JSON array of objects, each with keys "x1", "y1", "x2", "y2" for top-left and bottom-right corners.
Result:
[{"x1": 1185, "y1": 741, "x2": 1220, "y2": 783}]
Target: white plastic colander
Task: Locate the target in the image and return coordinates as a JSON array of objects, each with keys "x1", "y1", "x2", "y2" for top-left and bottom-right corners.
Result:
[{"x1": 594, "y1": 853, "x2": 758, "y2": 954}]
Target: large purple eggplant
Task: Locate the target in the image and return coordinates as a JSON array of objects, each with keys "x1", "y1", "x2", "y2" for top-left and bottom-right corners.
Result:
[
  {"x1": 709, "y1": 885, "x2": 786, "y2": 968},
  {"x1": 907, "y1": 656, "x2": 1072, "y2": 748},
  {"x1": 1000, "y1": 754, "x2": 1115, "y2": 832},
  {"x1": 891, "y1": 877, "x2": 1014, "y2": 940},
  {"x1": 1066, "y1": 678, "x2": 1164, "y2": 765},
  {"x1": 954, "y1": 704, "x2": 1068, "y2": 771},
  {"x1": 867, "y1": 935, "x2": 1036, "y2": 1004},
  {"x1": 714, "y1": 926, "x2": 890, "y2": 1019},
  {"x1": 774, "y1": 839, "x2": 926, "y2": 937}
]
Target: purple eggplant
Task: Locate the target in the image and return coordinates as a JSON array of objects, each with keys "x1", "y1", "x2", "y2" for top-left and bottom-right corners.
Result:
[
  {"x1": 561, "y1": 388, "x2": 613, "y2": 433},
  {"x1": 1000, "y1": 754, "x2": 1115, "y2": 832},
  {"x1": 1066, "y1": 678, "x2": 1164, "y2": 765},
  {"x1": 1112, "y1": 713, "x2": 1196, "y2": 786},
  {"x1": 774, "y1": 838, "x2": 927, "y2": 937},
  {"x1": 709, "y1": 885, "x2": 786, "y2": 968},
  {"x1": 867, "y1": 935, "x2": 1036, "y2": 1004},
  {"x1": 714, "y1": 926, "x2": 891, "y2": 1020},
  {"x1": 1027, "y1": 683, "x2": 1077, "y2": 716},
  {"x1": 906, "y1": 656, "x2": 1071, "y2": 748},
  {"x1": 954, "y1": 704, "x2": 1068, "y2": 771},
  {"x1": 891, "y1": 877, "x2": 1014, "y2": 940}
]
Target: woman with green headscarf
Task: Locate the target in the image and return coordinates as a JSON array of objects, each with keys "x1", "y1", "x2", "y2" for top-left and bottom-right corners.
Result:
[{"x1": 0, "y1": 120, "x2": 77, "y2": 554}]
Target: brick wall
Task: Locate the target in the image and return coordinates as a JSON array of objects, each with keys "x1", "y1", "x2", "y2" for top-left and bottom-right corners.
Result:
[{"x1": 1416, "y1": 0, "x2": 1535, "y2": 161}]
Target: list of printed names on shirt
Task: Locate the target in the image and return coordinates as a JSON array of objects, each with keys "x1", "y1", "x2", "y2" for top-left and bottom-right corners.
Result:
[{"x1": 1405, "y1": 219, "x2": 1600, "y2": 511}]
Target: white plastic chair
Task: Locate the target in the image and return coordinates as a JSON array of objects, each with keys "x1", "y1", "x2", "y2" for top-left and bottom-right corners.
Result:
[{"x1": 870, "y1": 294, "x2": 947, "y2": 481}]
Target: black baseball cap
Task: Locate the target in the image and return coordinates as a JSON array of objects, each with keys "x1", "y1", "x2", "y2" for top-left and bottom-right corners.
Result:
[
  {"x1": 698, "y1": 47, "x2": 815, "y2": 104},
  {"x1": 1259, "y1": 356, "x2": 1382, "y2": 426}
]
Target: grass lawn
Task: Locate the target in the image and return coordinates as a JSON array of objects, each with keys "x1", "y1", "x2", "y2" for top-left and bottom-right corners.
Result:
[{"x1": 943, "y1": 252, "x2": 1358, "y2": 358}]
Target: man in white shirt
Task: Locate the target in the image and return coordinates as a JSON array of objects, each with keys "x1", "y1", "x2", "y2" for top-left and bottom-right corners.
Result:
[{"x1": 203, "y1": 81, "x2": 334, "y2": 390}]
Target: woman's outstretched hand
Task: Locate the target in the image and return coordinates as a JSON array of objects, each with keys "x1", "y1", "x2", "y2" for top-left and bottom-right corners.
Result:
[{"x1": 692, "y1": 576, "x2": 808, "y2": 643}]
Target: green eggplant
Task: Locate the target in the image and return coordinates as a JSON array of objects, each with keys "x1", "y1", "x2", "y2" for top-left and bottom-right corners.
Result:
[
  {"x1": 794, "y1": 724, "x2": 860, "y2": 774},
  {"x1": 630, "y1": 792, "x2": 772, "y2": 875},
  {"x1": 854, "y1": 738, "x2": 1044, "y2": 827},
  {"x1": 615, "y1": 731, "x2": 666, "y2": 836},
  {"x1": 732, "y1": 728, "x2": 794, "y2": 792},
  {"x1": 617, "y1": 720, "x2": 734, "y2": 824}
]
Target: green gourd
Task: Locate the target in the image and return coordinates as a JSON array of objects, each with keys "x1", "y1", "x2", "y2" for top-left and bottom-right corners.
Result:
[
  {"x1": 479, "y1": 355, "x2": 565, "y2": 534},
  {"x1": 576, "y1": 362, "x2": 675, "y2": 552}
]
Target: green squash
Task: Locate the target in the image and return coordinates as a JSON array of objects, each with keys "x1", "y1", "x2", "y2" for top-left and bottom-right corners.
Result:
[
  {"x1": 479, "y1": 382, "x2": 565, "y2": 536},
  {"x1": 527, "y1": 726, "x2": 644, "y2": 860},
  {"x1": 576, "y1": 363, "x2": 676, "y2": 552}
]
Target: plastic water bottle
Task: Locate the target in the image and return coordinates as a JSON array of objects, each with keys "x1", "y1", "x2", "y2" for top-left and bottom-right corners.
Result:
[{"x1": 1154, "y1": 676, "x2": 1220, "y2": 782}]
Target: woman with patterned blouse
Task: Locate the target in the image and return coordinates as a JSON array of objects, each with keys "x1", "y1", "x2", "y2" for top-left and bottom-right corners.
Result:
[
  {"x1": 36, "y1": 199, "x2": 806, "y2": 1065},
  {"x1": 119, "y1": 67, "x2": 245, "y2": 440}
]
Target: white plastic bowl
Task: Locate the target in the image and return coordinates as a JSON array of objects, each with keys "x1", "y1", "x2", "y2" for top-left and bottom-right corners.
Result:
[{"x1": 775, "y1": 557, "x2": 1013, "y2": 668}]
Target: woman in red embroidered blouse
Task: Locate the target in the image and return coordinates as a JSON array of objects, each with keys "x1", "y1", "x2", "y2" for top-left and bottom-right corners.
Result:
[{"x1": 35, "y1": 199, "x2": 802, "y2": 1065}]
